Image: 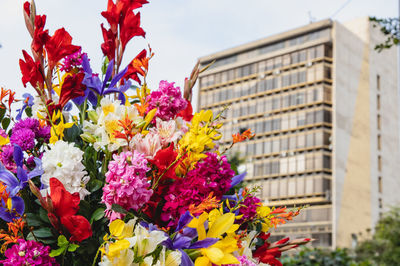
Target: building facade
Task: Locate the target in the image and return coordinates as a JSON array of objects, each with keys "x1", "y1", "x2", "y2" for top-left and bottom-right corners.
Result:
[{"x1": 197, "y1": 18, "x2": 400, "y2": 248}]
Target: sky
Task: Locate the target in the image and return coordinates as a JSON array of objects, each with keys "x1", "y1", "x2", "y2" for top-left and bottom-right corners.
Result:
[{"x1": 0, "y1": 0, "x2": 398, "y2": 110}]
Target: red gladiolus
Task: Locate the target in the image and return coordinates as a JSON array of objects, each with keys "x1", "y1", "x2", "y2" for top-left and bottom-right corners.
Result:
[
  {"x1": 19, "y1": 50, "x2": 44, "y2": 89},
  {"x1": 120, "y1": 11, "x2": 145, "y2": 50},
  {"x1": 60, "y1": 215, "x2": 92, "y2": 243},
  {"x1": 118, "y1": 0, "x2": 149, "y2": 12},
  {"x1": 59, "y1": 73, "x2": 86, "y2": 107},
  {"x1": 45, "y1": 28, "x2": 80, "y2": 70},
  {"x1": 123, "y1": 49, "x2": 147, "y2": 84},
  {"x1": 23, "y1": 2, "x2": 30, "y2": 16},
  {"x1": 101, "y1": 0, "x2": 120, "y2": 34},
  {"x1": 177, "y1": 100, "x2": 193, "y2": 121},
  {"x1": 32, "y1": 15, "x2": 49, "y2": 54},
  {"x1": 149, "y1": 144, "x2": 178, "y2": 182},
  {"x1": 48, "y1": 178, "x2": 92, "y2": 243},
  {"x1": 101, "y1": 24, "x2": 117, "y2": 60}
]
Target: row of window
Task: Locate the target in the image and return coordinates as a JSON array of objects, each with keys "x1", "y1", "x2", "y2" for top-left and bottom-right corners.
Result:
[
  {"x1": 248, "y1": 151, "x2": 331, "y2": 178},
  {"x1": 212, "y1": 86, "x2": 331, "y2": 124},
  {"x1": 219, "y1": 108, "x2": 332, "y2": 141},
  {"x1": 248, "y1": 173, "x2": 331, "y2": 199},
  {"x1": 228, "y1": 130, "x2": 330, "y2": 156},
  {"x1": 204, "y1": 29, "x2": 331, "y2": 71},
  {"x1": 201, "y1": 45, "x2": 331, "y2": 88},
  {"x1": 200, "y1": 64, "x2": 331, "y2": 107}
]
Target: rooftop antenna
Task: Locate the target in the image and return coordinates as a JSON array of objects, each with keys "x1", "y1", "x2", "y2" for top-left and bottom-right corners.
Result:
[
  {"x1": 330, "y1": 0, "x2": 353, "y2": 19},
  {"x1": 308, "y1": 11, "x2": 316, "y2": 24}
]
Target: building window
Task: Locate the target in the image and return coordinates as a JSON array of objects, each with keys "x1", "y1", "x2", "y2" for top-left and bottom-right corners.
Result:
[
  {"x1": 379, "y1": 198, "x2": 383, "y2": 208},
  {"x1": 377, "y1": 74, "x2": 381, "y2": 90},
  {"x1": 377, "y1": 94, "x2": 381, "y2": 110},
  {"x1": 377, "y1": 134, "x2": 381, "y2": 150},
  {"x1": 378, "y1": 155, "x2": 382, "y2": 172},
  {"x1": 378, "y1": 176, "x2": 382, "y2": 193},
  {"x1": 377, "y1": 114, "x2": 381, "y2": 130}
]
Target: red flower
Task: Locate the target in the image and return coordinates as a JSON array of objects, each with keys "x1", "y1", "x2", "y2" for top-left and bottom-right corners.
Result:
[
  {"x1": 48, "y1": 178, "x2": 92, "y2": 243},
  {"x1": 23, "y1": 2, "x2": 30, "y2": 17},
  {"x1": 177, "y1": 100, "x2": 193, "y2": 121},
  {"x1": 31, "y1": 15, "x2": 49, "y2": 54},
  {"x1": 149, "y1": 144, "x2": 178, "y2": 181},
  {"x1": 59, "y1": 73, "x2": 86, "y2": 107},
  {"x1": 101, "y1": 24, "x2": 117, "y2": 60},
  {"x1": 101, "y1": 0, "x2": 120, "y2": 34},
  {"x1": 123, "y1": 49, "x2": 147, "y2": 84},
  {"x1": 120, "y1": 11, "x2": 145, "y2": 50},
  {"x1": 45, "y1": 28, "x2": 80, "y2": 70},
  {"x1": 60, "y1": 215, "x2": 92, "y2": 243},
  {"x1": 19, "y1": 50, "x2": 44, "y2": 89}
]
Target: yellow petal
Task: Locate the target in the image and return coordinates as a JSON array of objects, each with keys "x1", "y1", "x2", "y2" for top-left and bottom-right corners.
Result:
[
  {"x1": 194, "y1": 256, "x2": 210, "y2": 266},
  {"x1": 207, "y1": 213, "x2": 235, "y2": 238},
  {"x1": 109, "y1": 219, "x2": 125, "y2": 237},
  {"x1": 107, "y1": 239, "x2": 130, "y2": 258},
  {"x1": 143, "y1": 108, "x2": 157, "y2": 129},
  {"x1": 219, "y1": 253, "x2": 239, "y2": 265},
  {"x1": 0, "y1": 135, "x2": 9, "y2": 146},
  {"x1": 203, "y1": 247, "x2": 224, "y2": 264}
]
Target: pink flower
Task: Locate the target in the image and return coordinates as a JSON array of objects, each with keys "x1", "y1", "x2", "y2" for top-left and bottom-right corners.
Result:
[
  {"x1": 146, "y1": 80, "x2": 187, "y2": 121},
  {"x1": 150, "y1": 118, "x2": 184, "y2": 147},
  {"x1": 102, "y1": 151, "x2": 152, "y2": 221},
  {"x1": 131, "y1": 132, "x2": 162, "y2": 159}
]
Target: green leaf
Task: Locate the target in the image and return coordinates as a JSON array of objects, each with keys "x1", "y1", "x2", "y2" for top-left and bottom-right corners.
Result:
[
  {"x1": 33, "y1": 227, "x2": 53, "y2": 238},
  {"x1": 88, "y1": 179, "x2": 103, "y2": 192},
  {"x1": 111, "y1": 204, "x2": 128, "y2": 214},
  {"x1": 90, "y1": 208, "x2": 105, "y2": 223},
  {"x1": 25, "y1": 213, "x2": 42, "y2": 227},
  {"x1": 68, "y1": 243, "x2": 80, "y2": 252},
  {"x1": 0, "y1": 107, "x2": 6, "y2": 122},
  {"x1": 57, "y1": 235, "x2": 69, "y2": 247},
  {"x1": 26, "y1": 232, "x2": 35, "y2": 241},
  {"x1": 64, "y1": 124, "x2": 82, "y2": 142},
  {"x1": 25, "y1": 106, "x2": 32, "y2": 117},
  {"x1": 2, "y1": 117, "x2": 10, "y2": 131},
  {"x1": 49, "y1": 246, "x2": 66, "y2": 257},
  {"x1": 102, "y1": 57, "x2": 110, "y2": 75},
  {"x1": 39, "y1": 207, "x2": 50, "y2": 224}
]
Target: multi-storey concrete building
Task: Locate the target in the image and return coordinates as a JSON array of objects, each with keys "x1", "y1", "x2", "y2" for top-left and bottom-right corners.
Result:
[{"x1": 197, "y1": 17, "x2": 400, "y2": 248}]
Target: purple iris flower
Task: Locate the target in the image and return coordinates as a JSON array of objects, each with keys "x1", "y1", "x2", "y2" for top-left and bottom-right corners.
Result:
[
  {"x1": 143, "y1": 211, "x2": 218, "y2": 266},
  {"x1": 16, "y1": 93, "x2": 34, "y2": 120},
  {"x1": 74, "y1": 54, "x2": 131, "y2": 107},
  {"x1": 230, "y1": 172, "x2": 246, "y2": 189},
  {"x1": 0, "y1": 145, "x2": 43, "y2": 222}
]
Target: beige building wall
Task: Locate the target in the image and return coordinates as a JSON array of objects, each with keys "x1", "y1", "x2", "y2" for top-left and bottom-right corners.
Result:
[{"x1": 333, "y1": 17, "x2": 400, "y2": 247}]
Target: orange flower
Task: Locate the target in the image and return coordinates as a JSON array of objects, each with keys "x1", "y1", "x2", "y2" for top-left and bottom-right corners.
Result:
[
  {"x1": 189, "y1": 192, "x2": 220, "y2": 215},
  {"x1": 232, "y1": 128, "x2": 255, "y2": 144},
  {"x1": 0, "y1": 218, "x2": 25, "y2": 252}
]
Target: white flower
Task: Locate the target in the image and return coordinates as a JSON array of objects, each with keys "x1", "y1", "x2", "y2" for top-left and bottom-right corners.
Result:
[
  {"x1": 41, "y1": 140, "x2": 90, "y2": 199},
  {"x1": 150, "y1": 118, "x2": 184, "y2": 147},
  {"x1": 133, "y1": 224, "x2": 168, "y2": 257},
  {"x1": 31, "y1": 96, "x2": 48, "y2": 120},
  {"x1": 131, "y1": 132, "x2": 162, "y2": 159}
]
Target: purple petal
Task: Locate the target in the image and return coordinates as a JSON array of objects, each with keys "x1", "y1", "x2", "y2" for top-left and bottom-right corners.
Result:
[
  {"x1": 230, "y1": 172, "x2": 247, "y2": 188},
  {"x1": 188, "y1": 238, "x2": 219, "y2": 249},
  {"x1": 27, "y1": 158, "x2": 43, "y2": 179},
  {"x1": 176, "y1": 211, "x2": 193, "y2": 232},
  {"x1": 162, "y1": 238, "x2": 174, "y2": 250},
  {"x1": 182, "y1": 227, "x2": 197, "y2": 238},
  {"x1": 102, "y1": 59, "x2": 114, "y2": 94},
  {"x1": 17, "y1": 166, "x2": 28, "y2": 185},
  {"x1": 82, "y1": 54, "x2": 92, "y2": 75},
  {"x1": 0, "y1": 170, "x2": 20, "y2": 195},
  {"x1": 11, "y1": 196, "x2": 25, "y2": 216},
  {"x1": 179, "y1": 249, "x2": 194, "y2": 266},
  {"x1": 109, "y1": 67, "x2": 128, "y2": 88},
  {"x1": 172, "y1": 235, "x2": 192, "y2": 249},
  {"x1": 13, "y1": 145, "x2": 24, "y2": 168}
]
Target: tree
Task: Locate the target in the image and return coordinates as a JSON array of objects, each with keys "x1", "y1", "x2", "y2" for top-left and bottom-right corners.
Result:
[
  {"x1": 355, "y1": 206, "x2": 400, "y2": 265},
  {"x1": 370, "y1": 17, "x2": 400, "y2": 52}
]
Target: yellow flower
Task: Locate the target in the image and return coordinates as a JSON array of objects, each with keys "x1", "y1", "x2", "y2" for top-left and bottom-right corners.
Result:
[
  {"x1": 49, "y1": 111, "x2": 74, "y2": 144},
  {"x1": 256, "y1": 205, "x2": 273, "y2": 232},
  {"x1": 0, "y1": 135, "x2": 9, "y2": 146},
  {"x1": 188, "y1": 211, "x2": 239, "y2": 266}
]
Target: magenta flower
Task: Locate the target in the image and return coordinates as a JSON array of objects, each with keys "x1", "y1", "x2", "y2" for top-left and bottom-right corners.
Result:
[
  {"x1": 147, "y1": 80, "x2": 188, "y2": 120},
  {"x1": 10, "y1": 128, "x2": 35, "y2": 151},
  {"x1": 102, "y1": 151, "x2": 153, "y2": 221},
  {"x1": 0, "y1": 239, "x2": 58, "y2": 266}
]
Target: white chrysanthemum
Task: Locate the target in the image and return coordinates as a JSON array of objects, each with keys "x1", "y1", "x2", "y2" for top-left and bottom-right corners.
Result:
[
  {"x1": 83, "y1": 98, "x2": 140, "y2": 152},
  {"x1": 41, "y1": 140, "x2": 90, "y2": 199}
]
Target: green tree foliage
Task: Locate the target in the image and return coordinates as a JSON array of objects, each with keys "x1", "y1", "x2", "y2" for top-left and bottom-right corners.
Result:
[
  {"x1": 355, "y1": 207, "x2": 400, "y2": 265},
  {"x1": 370, "y1": 17, "x2": 400, "y2": 52},
  {"x1": 281, "y1": 247, "x2": 363, "y2": 266}
]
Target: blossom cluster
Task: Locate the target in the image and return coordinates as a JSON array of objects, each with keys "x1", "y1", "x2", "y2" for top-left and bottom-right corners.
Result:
[{"x1": 0, "y1": 0, "x2": 310, "y2": 265}]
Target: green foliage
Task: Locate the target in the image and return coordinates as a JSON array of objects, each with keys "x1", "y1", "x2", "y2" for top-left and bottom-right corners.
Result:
[
  {"x1": 281, "y1": 247, "x2": 364, "y2": 266},
  {"x1": 370, "y1": 17, "x2": 400, "y2": 52},
  {"x1": 355, "y1": 207, "x2": 400, "y2": 265},
  {"x1": 227, "y1": 151, "x2": 246, "y2": 175}
]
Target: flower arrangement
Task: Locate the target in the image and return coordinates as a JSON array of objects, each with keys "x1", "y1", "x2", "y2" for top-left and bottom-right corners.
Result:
[{"x1": 0, "y1": 0, "x2": 311, "y2": 265}]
